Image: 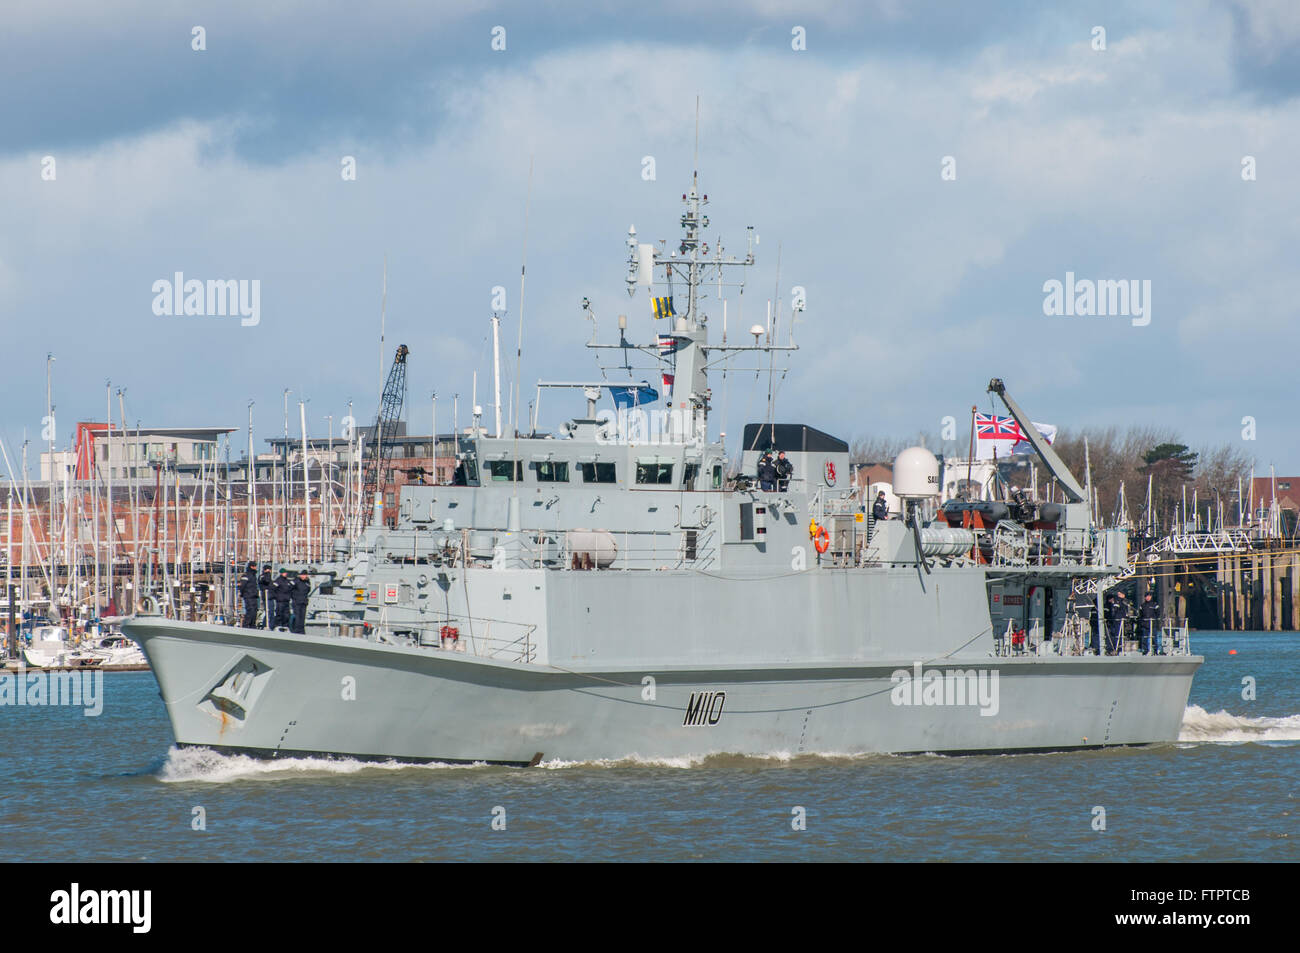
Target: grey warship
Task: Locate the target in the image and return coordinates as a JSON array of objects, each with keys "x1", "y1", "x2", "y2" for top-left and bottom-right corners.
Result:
[{"x1": 124, "y1": 169, "x2": 1200, "y2": 764}]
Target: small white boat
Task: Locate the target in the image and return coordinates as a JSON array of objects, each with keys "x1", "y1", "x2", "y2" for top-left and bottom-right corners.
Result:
[
  {"x1": 22, "y1": 625, "x2": 70, "y2": 668},
  {"x1": 81, "y1": 633, "x2": 148, "y2": 667}
]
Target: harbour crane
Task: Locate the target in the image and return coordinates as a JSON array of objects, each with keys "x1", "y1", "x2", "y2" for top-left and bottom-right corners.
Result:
[{"x1": 363, "y1": 344, "x2": 410, "y2": 526}]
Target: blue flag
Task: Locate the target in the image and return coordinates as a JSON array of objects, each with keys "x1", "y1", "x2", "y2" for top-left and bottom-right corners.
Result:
[{"x1": 607, "y1": 383, "x2": 659, "y2": 409}]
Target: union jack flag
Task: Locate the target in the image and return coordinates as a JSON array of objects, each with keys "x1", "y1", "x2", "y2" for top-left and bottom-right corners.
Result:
[{"x1": 975, "y1": 413, "x2": 1024, "y2": 440}]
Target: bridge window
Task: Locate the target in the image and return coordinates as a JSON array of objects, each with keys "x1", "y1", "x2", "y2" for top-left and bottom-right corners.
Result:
[
  {"x1": 580, "y1": 462, "x2": 616, "y2": 484},
  {"x1": 487, "y1": 460, "x2": 523, "y2": 482},
  {"x1": 636, "y1": 460, "x2": 674, "y2": 485},
  {"x1": 533, "y1": 461, "x2": 569, "y2": 482}
]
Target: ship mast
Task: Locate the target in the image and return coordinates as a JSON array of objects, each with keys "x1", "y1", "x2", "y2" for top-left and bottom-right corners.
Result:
[{"x1": 617, "y1": 168, "x2": 787, "y2": 444}]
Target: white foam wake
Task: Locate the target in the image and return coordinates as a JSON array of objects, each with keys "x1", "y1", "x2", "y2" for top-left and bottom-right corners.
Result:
[
  {"x1": 537, "y1": 750, "x2": 895, "y2": 769},
  {"x1": 537, "y1": 753, "x2": 714, "y2": 770},
  {"x1": 156, "y1": 746, "x2": 487, "y2": 783},
  {"x1": 1178, "y1": 704, "x2": 1300, "y2": 743}
]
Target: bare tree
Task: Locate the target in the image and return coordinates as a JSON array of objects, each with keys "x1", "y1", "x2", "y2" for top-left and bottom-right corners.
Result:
[{"x1": 849, "y1": 433, "x2": 929, "y2": 465}]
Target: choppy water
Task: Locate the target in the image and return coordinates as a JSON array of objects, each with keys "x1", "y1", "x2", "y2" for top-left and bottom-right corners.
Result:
[{"x1": 2, "y1": 631, "x2": 1295, "y2": 862}]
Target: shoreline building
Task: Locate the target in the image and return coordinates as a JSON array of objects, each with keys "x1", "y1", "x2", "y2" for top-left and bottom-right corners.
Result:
[{"x1": 2, "y1": 420, "x2": 456, "y2": 626}]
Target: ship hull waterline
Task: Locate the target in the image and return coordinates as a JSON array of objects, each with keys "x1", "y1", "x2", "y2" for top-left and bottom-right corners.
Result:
[{"x1": 122, "y1": 616, "x2": 1200, "y2": 765}]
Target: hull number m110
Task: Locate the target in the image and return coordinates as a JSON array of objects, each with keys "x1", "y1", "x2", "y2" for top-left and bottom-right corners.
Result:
[{"x1": 684, "y1": 691, "x2": 726, "y2": 726}]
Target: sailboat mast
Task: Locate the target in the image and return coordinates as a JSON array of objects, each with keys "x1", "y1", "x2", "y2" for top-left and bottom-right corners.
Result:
[
  {"x1": 92, "y1": 416, "x2": 100, "y2": 620},
  {"x1": 325, "y1": 413, "x2": 333, "y2": 549},
  {"x1": 21, "y1": 440, "x2": 29, "y2": 614},
  {"x1": 223, "y1": 436, "x2": 232, "y2": 620},
  {"x1": 247, "y1": 400, "x2": 255, "y2": 567},
  {"x1": 105, "y1": 382, "x2": 113, "y2": 613},
  {"x1": 300, "y1": 400, "x2": 310, "y2": 563},
  {"x1": 281, "y1": 389, "x2": 290, "y2": 563},
  {"x1": 46, "y1": 353, "x2": 55, "y2": 621}
]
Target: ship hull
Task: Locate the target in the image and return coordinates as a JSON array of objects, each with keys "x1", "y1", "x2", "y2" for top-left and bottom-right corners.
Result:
[{"x1": 123, "y1": 617, "x2": 1199, "y2": 764}]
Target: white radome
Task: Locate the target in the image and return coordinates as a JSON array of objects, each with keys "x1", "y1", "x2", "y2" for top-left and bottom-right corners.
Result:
[{"x1": 893, "y1": 446, "x2": 940, "y2": 499}]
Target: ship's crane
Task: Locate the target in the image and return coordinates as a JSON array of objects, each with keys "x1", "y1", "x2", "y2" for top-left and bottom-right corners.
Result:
[
  {"x1": 987, "y1": 378, "x2": 1087, "y2": 503},
  {"x1": 363, "y1": 344, "x2": 410, "y2": 526}
]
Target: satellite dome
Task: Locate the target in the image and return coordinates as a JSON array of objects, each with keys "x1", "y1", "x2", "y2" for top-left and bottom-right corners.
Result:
[{"x1": 893, "y1": 447, "x2": 940, "y2": 499}]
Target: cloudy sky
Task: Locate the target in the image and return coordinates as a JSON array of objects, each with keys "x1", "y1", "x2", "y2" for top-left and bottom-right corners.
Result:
[{"x1": 3, "y1": 0, "x2": 1299, "y2": 472}]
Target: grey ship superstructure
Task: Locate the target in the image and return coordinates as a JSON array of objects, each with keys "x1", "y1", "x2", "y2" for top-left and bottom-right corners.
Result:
[{"x1": 125, "y1": 169, "x2": 1200, "y2": 764}]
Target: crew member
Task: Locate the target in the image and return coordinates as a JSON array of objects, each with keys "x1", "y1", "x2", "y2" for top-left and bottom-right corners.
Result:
[
  {"x1": 774, "y1": 451, "x2": 793, "y2": 492},
  {"x1": 259, "y1": 564, "x2": 273, "y2": 629},
  {"x1": 872, "y1": 491, "x2": 889, "y2": 522},
  {"x1": 270, "y1": 567, "x2": 294, "y2": 630},
  {"x1": 1103, "y1": 592, "x2": 1121, "y2": 655},
  {"x1": 1138, "y1": 592, "x2": 1161, "y2": 655},
  {"x1": 290, "y1": 569, "x2": 312, "y2": 635},
  {"x1": 757, "y1": 452, "x2": 777, "y2": 492},
  {"x1": 237, "y1": 561, "x2": 259, "y2": 628},
  {"x1": 1106, "y1": 591, "x2": 1131, "y2": 655}
]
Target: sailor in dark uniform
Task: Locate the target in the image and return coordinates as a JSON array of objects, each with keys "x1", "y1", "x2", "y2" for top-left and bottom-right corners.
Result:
[
  {"x1": 237, "y1": 561, "x2": 259, "y2": 628},
  {"x1": 872, "y1": 491, "x2": 889, "y2": 521},
  {"x1": 270, "y1": 567, "x2": 294, "y2": 630},
  {"x1": 774, "y1": 451, "x2": 793, "y2": 492},
  {"x1": 757, "y1": 453, "x2": 777, "y2": 492},
  {"x1": 259, "y1": 564, "x2": 273, "y2": 629},
  {"x1": 1104, "y1": 591, "x2": 1127, "y2": 655},
  {"x1": 290, "y1": 569, "x2": 312, "y2": 635},
  {"x1": 1138, "y1": 592, "x2": 1161, "y2": 655}
]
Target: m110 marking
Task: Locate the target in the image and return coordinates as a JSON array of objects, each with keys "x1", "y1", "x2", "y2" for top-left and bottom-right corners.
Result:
[{"x1": 684, "y1": 691, "x2": 726, "y2": 726}]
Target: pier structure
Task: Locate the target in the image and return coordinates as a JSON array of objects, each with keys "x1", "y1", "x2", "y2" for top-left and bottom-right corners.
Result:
[{"x1": 1117, "y1": 531, "x2": 1300, "y2": 632}]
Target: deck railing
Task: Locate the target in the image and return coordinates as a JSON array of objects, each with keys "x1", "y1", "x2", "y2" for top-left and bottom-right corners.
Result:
[{"x1": 994, "y1": 617, "x2": 1192, "y2": 658}]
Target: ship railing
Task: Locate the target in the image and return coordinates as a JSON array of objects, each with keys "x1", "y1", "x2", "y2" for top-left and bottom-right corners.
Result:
[
  {"x1": 991, "y1": 522, "x2": 1029, "y2": 567},
  {"x1": 817, "y1": 491, "x2": 863, "y2": 520},
  {"x1": 409, "y1": 616, "x2": 538, "y2": 664},
  {"x1": 968, "y1": 523, "x2": 1094, "y2": 569},
  {"x1": 994, "y1": 617, "x2": 1192, "y2": 657},
  {"x1": 474, "y1": 624, "x2": 538, "y2": 664}
]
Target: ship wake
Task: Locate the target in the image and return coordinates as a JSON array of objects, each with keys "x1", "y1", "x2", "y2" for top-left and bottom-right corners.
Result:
[
  {"x1": 156, "y1": 746, "x2": 488, "y2": 783},
  {"x1": 1178, "y1": 704, "x2": 1300, "y2": 744},
  {"x1": 537, "y1": 751, "x2": 895, "y2": 770}
]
